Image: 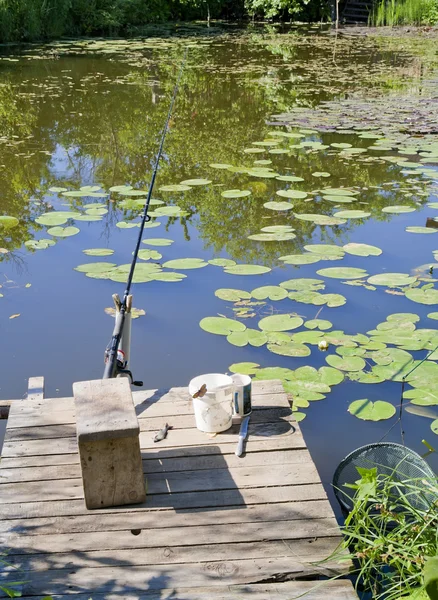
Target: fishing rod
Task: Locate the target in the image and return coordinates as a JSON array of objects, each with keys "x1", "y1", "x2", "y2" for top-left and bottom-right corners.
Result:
[{"x1": 103, "y1": 48, "x2": 188, "y2": 382}]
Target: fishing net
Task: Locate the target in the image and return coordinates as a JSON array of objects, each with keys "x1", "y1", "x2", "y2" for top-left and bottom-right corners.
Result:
[{"x1": 332, "y1": 442, "x2": 436, "y2": 515}]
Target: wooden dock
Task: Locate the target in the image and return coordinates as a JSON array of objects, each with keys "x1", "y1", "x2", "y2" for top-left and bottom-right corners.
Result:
[{"x1": 0, "y1": 379, "x2": 358, "y2": 599}]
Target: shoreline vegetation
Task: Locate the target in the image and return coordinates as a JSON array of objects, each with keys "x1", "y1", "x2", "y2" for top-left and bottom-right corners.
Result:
[{"x1": 0, "y1": 0, "x2": 438, "y2": 44}]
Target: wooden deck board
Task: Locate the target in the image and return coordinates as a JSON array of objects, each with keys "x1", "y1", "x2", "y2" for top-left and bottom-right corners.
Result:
[{"x1": 0, "y1": 379, "x2": 357, "y2": 599}]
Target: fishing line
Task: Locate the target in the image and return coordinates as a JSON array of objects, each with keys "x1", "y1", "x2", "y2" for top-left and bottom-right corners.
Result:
[
  {"x1": 103, "y1": 48, "x2": 188, "y2": 380},
  {"x1": 378, "y1": 341, "x2": 438, "y2": 445}
]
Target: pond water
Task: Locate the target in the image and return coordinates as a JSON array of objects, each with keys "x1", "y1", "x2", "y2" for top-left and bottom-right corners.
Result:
[{"x1": 1, "y1": 25, "x2": 438, "y2": 490}]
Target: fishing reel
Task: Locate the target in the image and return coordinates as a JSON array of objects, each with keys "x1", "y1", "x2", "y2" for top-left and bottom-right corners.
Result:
[{"x1": 103, "y1": 348, "x2": 143, "y2": 387}]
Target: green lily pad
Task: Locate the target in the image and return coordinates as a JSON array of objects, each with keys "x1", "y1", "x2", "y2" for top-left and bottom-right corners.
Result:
[
  {"x1": 261, "y1": 225, "x2": 295, "y2": 233},
  {"x1": 312, "y1": 172, "x2": 331, "y2": 178},
  {"x1": 210, "y1": 163, "x2": 232, "y2": 169},
  {"x1": 163, "y1": 258, "x2": 208, "y2": 270},
  {"x1": 326, "y1": 355, "x2": 366, "y2": 371},
  {"x1": 255, "y1": 367, "x2": 295, "y2": 380},
  {"x1": 405, "y1": 286, "x2": 438, "y2": 305},
  {"x1": 343, "y1": 243, "x2": 382, "y2": 256},
  {"x1": 180, "y1": 179, "x2": 211, "y2": 186},
  {"x1": 321, "y1": 188, "x2": 357, "y2": 196},
  {"x1": 427, "y1": 312, "x2": 438, "y2": 320},
  {"x1": 267, "y1": 342, "x2": 311, "y2": 357},
  {"x1": 333, "y1": 210, "x2": 371, "y2": 219},
  {"x1": 221, "y1": 189, "x2": 251, "y2": 198},
  {"x1": 48, "y1": 186, "x2": 68, "y2": 193},
  {"x1": 215, "y1": 289, "x2": 252, "y2": 301},
  {"x1": 153, "y1": 206, "x2": 187, "y2": 217},
  {"x1": 116, "y1": 221, "x2": 139, "y2": 229},
  {"x1": 224, "y1": 264, "x2": 271, "y2": 275},
  {"x1": 75, "y1": 262, "x2": 117, "y2": 274},
  {"x1": 280, "y1": 278, "x2": 325, "y2": 291},
  {"x1": 159, "y1": 184, "x2": 191, "y2": 192},
  {"x1": 35, "y1": 213, "x2": 71, "y2": 226},
  {"x1": 295, "y1": 214, "x2": 347, "y2": 226},
  {"x1": 47, "y1": 226, "x2": 80, "y2": 238},
  {"x1": 142, "y1": 238, "x2": 174, "y2": 247},
  {"x1": 25, "y1": 239, "x2": 56, "y2": 250},
  {"x1": 279, "y1": 254, "x2": 321, "y2": 265},
  {"x1": 209, "y1": 259, "x2": 237, "y2": 267},
  {"x1": 248, "y1": 232, "x2": 296, "y2": 242},
  {"x1": 229, "y1": 362, "x2": 260, "y2": 375},
  {"x1": 199, "y1": 317, "x2": 246, "y2": 336},
  {"x1": 382, "y1": 205, "x2": 416, "y2": 214},
  {"x1": 251, "y1": 286, "x2": 288, "y2": 301},
  {"x1": 76, "y1": 215, "x2": 102, "y2": 222},
  {"x1": 367, "y1": 273, "x2": 417, "y2": 287},
  {"x1": 304, "y1": 319, "x2": 332, "y2": 331},
  {"x1": 263, "y1": 201, "x2": 293, "y2": 211},
  {"x1": 319, "y1": 366, "x2": 344, "y2": 386},
  {"x1": 0, "y1": 216, "x2": 19, "y2": 229},
  {"x1": 349, "y1": 371, "x2": 385, "y2": 384},
  {"x1": 276, "y1": 190, "x2": 307, "y2": 199},
  {"x1": 259, "y1": 314, "x2": 304, "y2": 332},
  {"x1": 227, "y1": 329, "x2": 268, "y2": 347},
  {"x1": 276, "y1": 175, "x2": 304, "y2": 182},
  {"x1": 348, "y1": 399, "x2": 396, "y2": 421},
  {"x1": 151, "y1": 272, "x2": 186, "y2": 282},
  {"x1": 109, "y1": 185, "x2": 133, "y2": 193},
  {"x1": 304, "y1": 244, "x2": 344, "y2": 258},
  {"x1": 406, "y1": 226, "x2": 437, "y2": 234},
  {"x1": 317, "y1": 267, "x2": 368, "y2": 280},
  {"x1": 83, "y1": 248, "x2": 114, "y2": 256},
  {"x1": 323, "y1": 195, "x2": 354, "y2": 204},
  {"x1": 292, "y1": 331, "x2": 324, "y2": 344},
  {"x1": 404, "y1": 388, "x2": 438, "y2": 406},
  {"x1": 137, "y1": 249, "x2": 162, "y2": 260}
]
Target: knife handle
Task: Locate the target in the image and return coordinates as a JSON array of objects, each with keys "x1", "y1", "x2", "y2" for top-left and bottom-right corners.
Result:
[{"x1": 235, "y1": 436, "x2": 245, "y2": 457}]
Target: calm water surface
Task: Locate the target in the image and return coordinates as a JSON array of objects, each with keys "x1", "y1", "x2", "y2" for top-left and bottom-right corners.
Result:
[{"x1": 1, "y1": 27, "x2": 437, "y2": 488}]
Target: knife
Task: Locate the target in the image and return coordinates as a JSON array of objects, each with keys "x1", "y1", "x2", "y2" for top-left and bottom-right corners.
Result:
[{"x1": 235, "y1": 415, "x2": 250, "y2": 457}]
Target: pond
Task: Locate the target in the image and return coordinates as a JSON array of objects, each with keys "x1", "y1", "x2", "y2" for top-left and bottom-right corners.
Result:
[{"x1": 1, "y1": 24, "x2": 438, "y2": 491}]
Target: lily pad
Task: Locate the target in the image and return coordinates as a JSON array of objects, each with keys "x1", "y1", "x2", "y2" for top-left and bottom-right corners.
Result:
[
  {"x1": 210, "y1": 163, "x2": 232, "y2": 169},
  {"x1": 25, "y1": 239, "x2": 56, "y2": 250},
  {"x1": 224, "y1": 264, "x2": 271, "y2": 275},
  {"x1": 227, "y1": 329, "x2": 268, "y2": 347},
  {"x1": 326, "y1": 355, "x2": 366, "y2": 371},
  {"x1": 333, "y1": 210, "x2": 371, "y2": 219},
  {"x1": 180, "y1": 179, "x2": 211, "y2": 186},
  {"x1": 367, "y1": 273, "x2": 417, "y2": 287},
  {"x1": 209, "y1": 258, "x2": 237, "y2": 267},
  {"x1": 259, "y1": 314, "x2": 304, "y2": 332},
  {"x1": 251, "y1": 286, "x2": 288, "y2": 300},
  {"x1": 279, "y1": 254, "x2": 321, "y2": 265},
  {"x1": 48, "y1": 186, "x2": 68, "y2": 193},
  {"x1": 276, "y1": 190, "x2": 307, "y2": 199},
  {"x1": 304, "y1": 319, "x2": 332, "y2": 331},
  {"x1": 267, "y1": 342, "x2": 311, "y2": 357},
  {"x1": 47, "y1": 226, "x2": 80, "y2": 238},
  {"x1": 405, "y1": 286, "x2": 438, "y2": 305},
  {"x1": 83, "y1": 248, "x2": 114, "y2": 256},
  {"x1": 263, "y1": 201, "x2": 293, "y2": 211},
  {"x1": 248, "y1": 232, "x2": 296, "y2": 241},
  {"x1": 75, "y1": 262, "x2": 117, "y2": 274},
  {"x1": 163, "y1": 258, "x2": 208, "y2": 270},
  {"x1": 221, "y1": 189, "x2": 251, "y2": 198},
  {"x1": 35, "y1": 213, "x2": 70, "y2": 226},
  {"x1": 427, "y1": 312, "x2": 438, "y2": 320},
  {"x1": 406, "y1": 226, "x2": 437, "y2": 234},
  {"x1": 295, "y1": 214, "x2": 347, "y2": 226},
  {"x1": 229, "y1": 362, "x2": 260, "y2": 375},
  {"x1": 404, "y1": 388, "x2": 438, "y2": 406},
  {"x1": 116, "y1": 221, "x2": 139, "y2": 229},
  {"x1": 321, "y1": 188, "x2": 357, "y2": 196},
  {"x1": 382, "y1": 205, "x2": 416, "y2": 214},
  {"x1": 137, "y1": 249, "x2": 162, "y2": 261},
  {"x1": 142, "y1": 238, "x2": 174, "y2": 247},
  {"x1": 348, "y1": 399, "x2": 396, "y2": 421},
  {"x1": 0, "y1": 216, "x2": 19, "y2": 229},
  {"x1": 317, "y1": 267, "x2": 368, "y2": 280},
  {"x1": 215, "y1": 289, "x2": 252, "y2": 301},
  {"x1": 343, "y1": 243, "x2": 382, "y2": 257},
  {"x1": 199, "y1": 317, "x2": 246, "y2": 336},
  {"x1": 159, "y1": 184, "x2": 191, "y2": 192}
]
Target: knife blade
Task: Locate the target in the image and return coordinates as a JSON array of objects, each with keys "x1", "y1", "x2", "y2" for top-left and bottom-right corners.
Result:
[{"x1": 235, "y1": 415, "x2": 250, "y2": 457}]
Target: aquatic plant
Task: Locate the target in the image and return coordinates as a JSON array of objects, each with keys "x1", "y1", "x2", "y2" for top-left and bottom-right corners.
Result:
[{"x1": 370, "y1": 0, "x2": 438, "y2": 25}]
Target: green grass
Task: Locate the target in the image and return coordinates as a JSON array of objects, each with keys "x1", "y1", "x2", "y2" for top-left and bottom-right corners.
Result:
[{"x1": 369, "y1": 0, "x2": 438, "y2": 25}]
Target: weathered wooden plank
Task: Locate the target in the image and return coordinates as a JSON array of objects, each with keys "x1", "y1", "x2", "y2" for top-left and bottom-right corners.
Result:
[
  {"x1": 0, "y1": 499, "x2": 333, "y2": 536},
  {"x1": 0, "y1": 448, "x2": 313, "y2": 483},
  {"x1": 15, "y1": 580, "x2": 358, "y2": 600},
  {"x1": 0, "y1": 556, "x2": 344, "y2": 593},
  {"x1": 0, "y1": 421, "x2": 300, "y2": 458},
  {"x1": 4, "y1": 407, "x2": 294, "y2": 442},
  {"x1": 5, "y1": 539, "x2": 347, "y2": 575},
  {"x1": 27, "y1": 376, "x2": 44, "y2": 401},
  {"x1": 0, "y1": 483, "x2": 328, "y2": 520},
  {"x1": 1, "y1": 516, "x2": 340, "y2": 554}
]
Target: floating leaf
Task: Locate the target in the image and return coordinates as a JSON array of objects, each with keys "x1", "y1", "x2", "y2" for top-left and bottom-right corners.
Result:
[
  {"x1": 142, "y1": 238, "x2": 174, "y2": 247},
  {"x1": 405, "y1": 286, "x2": 438, "y2": 305},
  {"x1": 279, "y1": 254, "x2": 321, "y2": 265},
  {"x1": 209, "y1": 258, "x2": 236, "y2": 267},
  {"x1": 137, "y1": 249, "x2": 162, "y2": 260},
  {"x1": 210, "y1": 163, "x2": 232, "y2": 169},
  {"x1": 323, "y1": 195, "x2": 354, "y2": 204},
  {"x1": 326, "y1": 355, "x2": 366, "y2": 371},
  {"x1": 47, "y1": 226, "x2": 80, "y2": 238},
  {"x1": 109, "y1": 185, "x2": 133, "y2": 193},
  {"x1": 263, "y1": 201, "x2": 293, "y2": 211},
  {"x1": 427, "y1": 312, "x2": 438, "y2": 320},
  {"x1": 151, "y1": 272, "x2": 186, "y2": 282},
  {"x1": 180, "y1": 179, "x2": 211, "y2": 186},
  {"x1": 227, "y1": 329, "x2": 268, "y2": 347},
  {"x1": 276, "y1": 175, "x2": 304, "y2": 182},
  {"x1": 215, "y1": 288, "x2": 251, "y2": 301},
  {"x1": 83, "y1": 248, "x2": 114, "y2": 256},
  {"x1": 317, "y1": 267, "x2": 368, "y2": 280},
  {"x1": 224, "y1": 264, "x2": 271, "y2": 275},
  {"x1": 116, "y1": 221, "x2": 139, "y2": 229},
  {"x1": 321, "y1": 188, "x2": 357, "y2": 196},
  {"x1": 268, "y1": 342, "x2": 311, "y2": 357},
  {"x1": 382, "y1": 205, "x2": 416, "y2": 214},
  {"x1": 221, "y1": 189, "x2": 251, "y2": 198},
  {"x1": 199, "y1": 317, "x2": 246, "y2": 336},
  {"x1": 49, "y1": 186, "x2": 67, "y2": 193},
  {"x1": 75, "y1": 262, "x2": 117, "y2": 274},
  {"x1": 159, "y1": 184, "x2": 191, "y2": 192},
  {"x1": 348, "y1": 399, "x2": 396, "y2": 421},
  {"x1": 36, "y1": 213, "x2": 68, "y2": 226},
  {"x1": 248, "y1": 232, "x2": 296, "y2": 241},
  {"x1": 228, "y1": 362, "x2": 260, "y2": 374},
  {"x1": 276, "y1": 190, "x2": 307, "y2": 199},
  {"x1": 333, "y1": 210, "x2": 371, "y2": 219},
  {"x1": 85, "y1": 208, "x2": 108, "y2": 216},
  {"x1": 343, "y1": 243, "x2": 382, "y2": 257},
  {"x1": 295, "y1": 214, "x2": 347, "y2": 226},
  {"x1": 261, "y1": 225, "x2": 295, "y2": 233},
  {"x1": 312, "y1": 172, "x2": 331, "y2": 178},
  {"x1": 406, "y1": 226, "x2": 437, "y2": 234},
  {"x1": 163, "y1": 258, "x2": 208, "y2": 270},
  {"x1": 259, "y1": 314, "x2": 304, "y2": 332},
  {"x1": 304, "y1": 319, "x2": 332, "y2": 331},
  {"x1": 404, "y1": 388, "x2": 438, "y2": 406},
  {"x1": 251, "y1": 286, "x2": 288, "y2": 300},
  {"x1": 367, "y1": 273, "x2": 417, "y2": 287},
  {"x1": 25, "y1": 239, "x2": 56, "y2": 250}
]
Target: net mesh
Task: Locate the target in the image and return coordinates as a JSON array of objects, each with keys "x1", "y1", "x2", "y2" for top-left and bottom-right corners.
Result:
[{"x1": 333, "y1": 442, "x2": 436, "y2": 514}]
